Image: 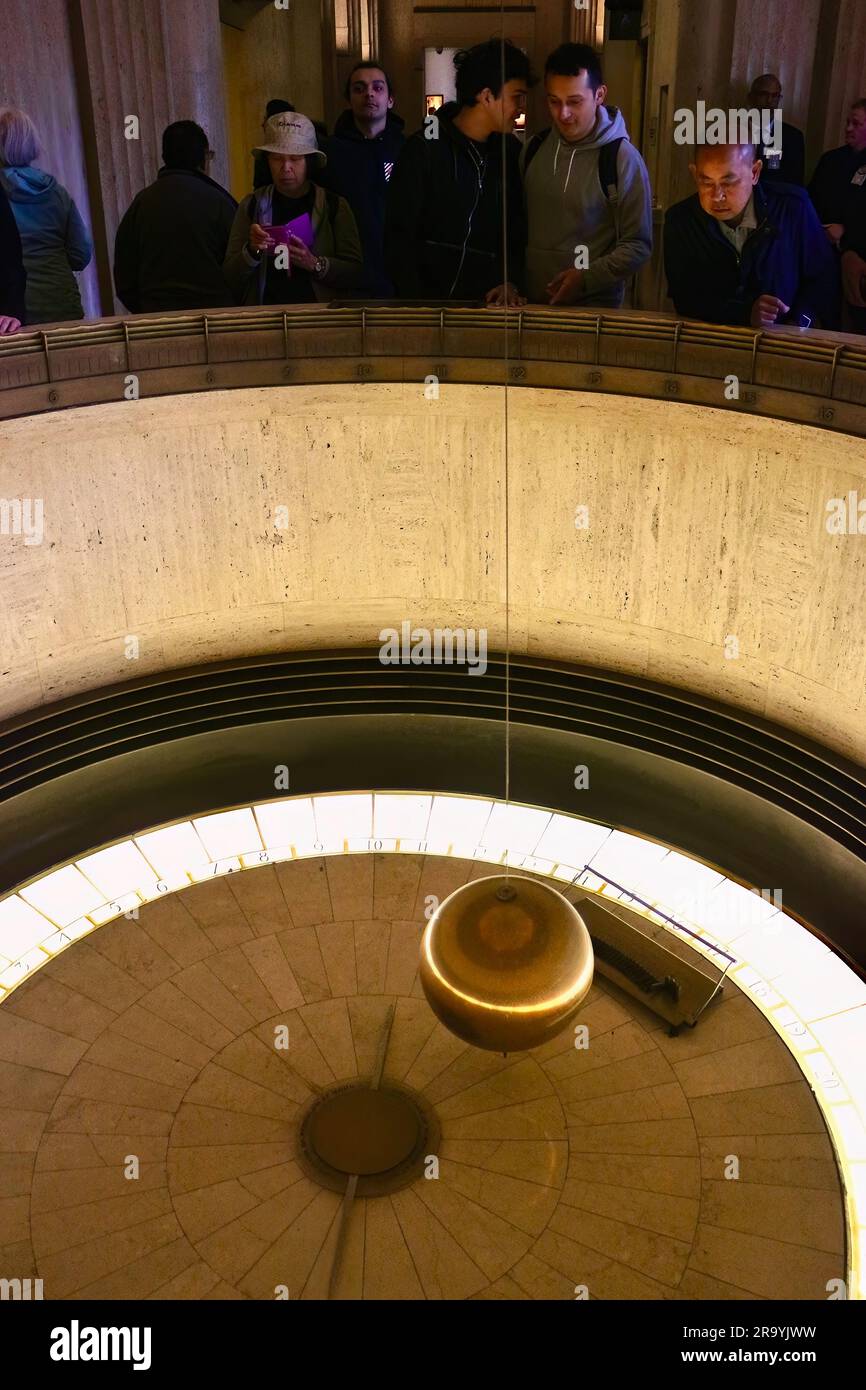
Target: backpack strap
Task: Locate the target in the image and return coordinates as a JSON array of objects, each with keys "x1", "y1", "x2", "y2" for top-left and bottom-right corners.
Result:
[
  {"x1": 598, "y1": 137, "x2": 624, "y2": 204},
  {"x1": 524, "y1": 128, "x2": 622, "y2": 204},
  {"x1": 523, "y1": 127, "x2": 551, "y2": 175},
  {"x1": 324, "y1": 188, "x2": 340, "y2": 226}
]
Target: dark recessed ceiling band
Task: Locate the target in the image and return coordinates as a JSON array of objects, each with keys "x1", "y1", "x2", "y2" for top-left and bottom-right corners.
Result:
[
  {"x1": 1, "y1": 654, "x2": 863, "y2": 848},
  {"x1": 0, "y1": 651, "x2": 864, "y2": 972}
]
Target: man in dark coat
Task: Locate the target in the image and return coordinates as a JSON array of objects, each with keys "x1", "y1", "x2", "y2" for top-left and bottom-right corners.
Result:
[
  {"x1": 317, "y1": 62, "x2": 405, "y2": 296},
  {"x1": 809, "y1": 99, "x2": 866, "y2": 250},
  {"x1": 747, "y1": 73, "x2": 805, "y2": 185},
  {"x1": 114, "y1": 121, "x2": 237, "y2": 314},
  {"x1": 665, "y1": 142, "x2": 839, "y2": 329},
  {"x1": 384, "y1": 39, "x2": 531, "y2": 303},
  {"x1": 840, "y1": 199, "x2": 866, "y2": 333},
  {"x1": 0, "y1": 182, "x2": 26, "y2": 332}
]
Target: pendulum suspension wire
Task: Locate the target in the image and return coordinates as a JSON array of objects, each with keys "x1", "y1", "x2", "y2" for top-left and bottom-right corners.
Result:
[{"x1": 499, "y1": 16, "x2": 511, "y2": 881}]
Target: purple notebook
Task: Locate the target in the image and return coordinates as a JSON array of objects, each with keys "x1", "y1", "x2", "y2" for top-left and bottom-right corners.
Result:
[{"x1": 261, "y1": 212, "x2": 315, "y2": 255}]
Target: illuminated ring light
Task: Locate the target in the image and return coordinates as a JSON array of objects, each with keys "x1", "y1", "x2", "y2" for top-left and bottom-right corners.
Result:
[{"x1": 0, "y1": 791, "x2": 863, "y2": 1299}]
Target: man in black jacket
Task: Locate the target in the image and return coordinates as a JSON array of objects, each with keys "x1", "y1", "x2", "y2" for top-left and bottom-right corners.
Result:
[
  {"x1": 747, "y1": 73, "x2": 805, "y2": 185},
  {"x1": 809, "y1": 99, "x2": 866, "y2": 250},
  {"x1": 384, "y1": 40, "x2": 531, "y2": 303},
  {"x1": 0, "y1": 182, "x2": 25, "y2": 332},
  {"x1": 840, "y1": 200, "x2": 866, "y2": 332},
  {"x1": 318, "y1": 62, "x2": 405, "y2": 296},
  {"x1": 665, "y1": 143, "x2": 839, "y2": 329},
  {"x1": 114, "y1": 121, "x2": 237, "y2": 314}
]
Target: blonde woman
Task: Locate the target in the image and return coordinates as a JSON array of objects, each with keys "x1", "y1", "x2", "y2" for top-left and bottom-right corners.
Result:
[{"x1": 0, "y1": 107, "x2": 92, "y2": 323}]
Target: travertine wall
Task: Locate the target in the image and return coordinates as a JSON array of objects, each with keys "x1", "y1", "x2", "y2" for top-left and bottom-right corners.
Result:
[
  {"x1": 221, "y1": 0, "x2": 325, "y2": 203},
  {"x1": 645, "y1": 0, "x2": 866, "y2": 211},
  {"x1": 0, "y1": 383, "x2": 863, "y2": 762},
  {"x1": 72, "y1": 0, "x2": 230, "y2": 314}
]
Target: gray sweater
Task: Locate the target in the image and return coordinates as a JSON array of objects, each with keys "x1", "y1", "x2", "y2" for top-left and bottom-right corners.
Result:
[{"x1": 522, "y1": 105, "x2": 652, "y2": 307}]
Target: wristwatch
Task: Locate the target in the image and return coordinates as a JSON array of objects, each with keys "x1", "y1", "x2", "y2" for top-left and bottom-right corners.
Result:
[{"x1": 314, "y1": 255, "x2": 328, "y2": 280}]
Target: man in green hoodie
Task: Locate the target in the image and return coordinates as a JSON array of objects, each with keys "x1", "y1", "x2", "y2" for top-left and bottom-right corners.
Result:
[{"x1": 522, "y1": 43, "x2": 652, "y2": 307}]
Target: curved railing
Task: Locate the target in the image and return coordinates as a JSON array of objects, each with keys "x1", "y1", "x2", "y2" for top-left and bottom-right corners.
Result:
[{"x1": 1, "y1": 304, "x2": 865, "y2": 434}]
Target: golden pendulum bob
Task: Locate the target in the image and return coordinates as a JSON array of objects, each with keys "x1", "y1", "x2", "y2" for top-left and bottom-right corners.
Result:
[{"x1": 419, "y1": 875, "x2": 594, "y2": 1053}]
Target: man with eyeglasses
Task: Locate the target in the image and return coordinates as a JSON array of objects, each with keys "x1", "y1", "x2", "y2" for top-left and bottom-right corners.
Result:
[
  {"x1": 809, "y1": 99, "x2": 866, "y2": 251},
  {"x1": 114, "y1": 121, "x2": 237, "y2": 314},
  {"x1": 746, "y1": 73, "x2": 805, "y2": 186},
  {"x1": 665, "y1": 142, "x2": 838, "y2": 329}
]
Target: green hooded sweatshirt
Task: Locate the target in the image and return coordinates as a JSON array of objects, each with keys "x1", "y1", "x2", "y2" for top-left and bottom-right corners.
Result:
[{"x1": 0, "y1": 165, "x2": 92, "y2": 324}]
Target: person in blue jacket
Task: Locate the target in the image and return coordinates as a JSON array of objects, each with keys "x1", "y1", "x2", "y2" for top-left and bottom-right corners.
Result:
[
  {"x1": 664, "y1": 142, "x2": 839, "y2": 329},
  {"x1": 0, "y1": 182, "x2": 25, "y2": 332},
  {"x1": 0, "y1": 106, "x2": 92, "y2": 324}
]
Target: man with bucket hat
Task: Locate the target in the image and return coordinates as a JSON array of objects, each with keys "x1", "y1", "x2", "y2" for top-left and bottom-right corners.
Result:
[{"x1": 224, "y1": 111, "x2": 362, "y2": 304}]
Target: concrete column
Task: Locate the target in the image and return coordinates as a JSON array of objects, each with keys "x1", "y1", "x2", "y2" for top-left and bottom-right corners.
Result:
[
  {"x1": 221, "y1": 0, "x2": 325, "y2": 201},
  {"x1": 70, "y1": 0, "x2": 229, "y2": 313},
  {"x1": 532, "y1": 0, "x2": 571, "y2": 131},
  {"x1": 571, "y1": 0, "x2": 604, "y2": 47},
  {"x1": 810, "y1": 0, "x2": 866, "y2": 170},
  {"x1": 378, "y1": 0, "x2": 420, "y2": 134},
  {"x1": 729, "y1": 0, "x2": 821, "y2": 129},
  {"x1": 1, "y1": 0, "x2": 101, "y2": 317}
]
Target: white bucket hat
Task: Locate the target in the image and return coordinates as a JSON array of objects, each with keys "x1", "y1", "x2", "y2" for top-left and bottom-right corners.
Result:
[{"x1": 252, "y1": 111, "x2": 327, "y2": 167}]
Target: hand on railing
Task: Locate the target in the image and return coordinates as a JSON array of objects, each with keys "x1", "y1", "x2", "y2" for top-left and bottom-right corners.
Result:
[
  {"x1": 485, "y1": 282, "x2": 526, "y2": 307},
  {"x1": 547, "y1": 269, "x2": 585, "y2": 306},
  {"x1": 750, "y1": 294, "x2": 789, "y2": 329}
]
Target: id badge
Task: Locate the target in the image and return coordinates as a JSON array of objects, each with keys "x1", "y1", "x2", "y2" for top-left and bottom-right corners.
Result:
[{"x1": 851, "y1": 165, "x2": 866, "y2": 186}]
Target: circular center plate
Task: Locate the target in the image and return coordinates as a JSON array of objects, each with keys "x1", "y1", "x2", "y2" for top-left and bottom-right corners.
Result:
[{"x1": 306, "y1": 1087, "x2": 423, "y2": 1176}]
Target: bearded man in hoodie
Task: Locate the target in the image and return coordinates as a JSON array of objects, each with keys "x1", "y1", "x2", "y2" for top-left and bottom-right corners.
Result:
[
  {"x1": 318, "y1": 63, "x2": 405, "y2": 296},
  {"x1": 523, "y1": 44, "x2": 652, "y2": 307},
  {"x1": 385, "y1": 40, "x2": 531, "y2": 304}
]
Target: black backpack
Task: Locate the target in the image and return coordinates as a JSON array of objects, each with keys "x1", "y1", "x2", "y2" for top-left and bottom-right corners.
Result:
[{"x1": 523, "y1": 127, "x2": 624, "y2": 204}]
